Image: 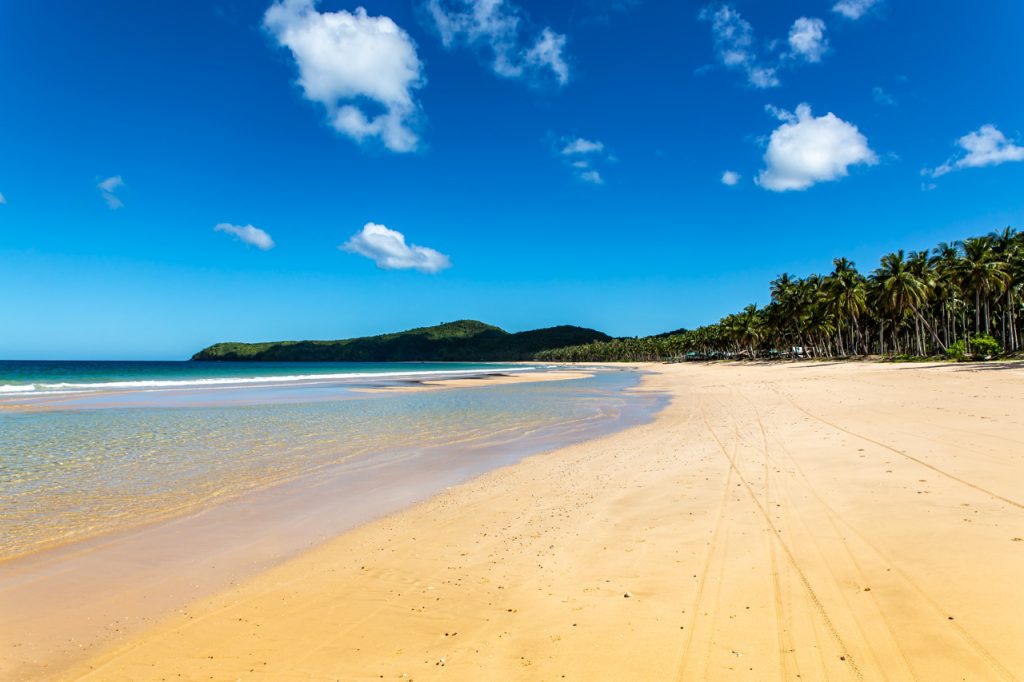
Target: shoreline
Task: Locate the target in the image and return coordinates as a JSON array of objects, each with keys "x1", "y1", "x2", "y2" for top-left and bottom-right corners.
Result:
[
  {"x1": 0, "y1": 367, "x2": 658, "y2": 680},
  {"x1": 0, "y1": 364, "x2": 561, "y2": 413},
  {"x1": 50, "y1": 360, "x2": 1024, "y2": 681}
]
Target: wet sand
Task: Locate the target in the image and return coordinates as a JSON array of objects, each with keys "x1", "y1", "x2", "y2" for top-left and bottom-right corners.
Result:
[
  {"x1": 351, "y1": 370, "x2": 595, "y2": 393},
  {"x1": 0, "y1": 367, "x2": 649, "y2": 680},
  {"x1": 17, "y1": 361, "x2": 1024, "y2": 680}
]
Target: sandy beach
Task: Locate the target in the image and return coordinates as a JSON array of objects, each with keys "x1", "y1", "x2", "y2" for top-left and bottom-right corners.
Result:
[{"x1": 31, "y1": 361, "x2": 1024, "y2": 679}]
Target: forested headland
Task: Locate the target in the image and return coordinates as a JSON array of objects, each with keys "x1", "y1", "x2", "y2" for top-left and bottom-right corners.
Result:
[{"x1": 192, "y1": 320, "x2": 609, "y2": 362}]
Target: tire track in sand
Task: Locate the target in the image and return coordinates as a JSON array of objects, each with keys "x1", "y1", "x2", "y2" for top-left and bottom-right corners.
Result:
[
  {"x1": 770, "y1": 386, "x2": 1024, "y2": 512},
  {"x1": 735, "y1": 389, "x2": 915, "y2": 680},
  {"x1": 696, "y1": 394, "x2": 865, "y2": 681},
  {"x1": 753, "y1": 385, "x2": 1017, "y2": 681},
  {"x1": 672, "y1": 397, "x2": 737, "y2": 681}
]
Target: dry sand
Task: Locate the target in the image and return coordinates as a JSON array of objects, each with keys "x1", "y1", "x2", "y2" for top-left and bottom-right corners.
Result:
[{"x1": 58, "y1": 362, "x2": 1024, "y2": 679}]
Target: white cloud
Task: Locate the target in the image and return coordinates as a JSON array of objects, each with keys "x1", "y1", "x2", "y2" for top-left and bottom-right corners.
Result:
[
  {"x1": 214, "y1": 223, "x2": 276, "y2": 250},
  {"x1": 0, "y1": 192, "x2": 6, "y2": 205},
  {"x1": 426, "y1": 0, "x2": 569, "y2": 85},
  {"x1": 559, "y1": 135, "x2": 611, "y2": 184},
  {"x1": 699, "y1": 4, "x2": 778, "y2": 89},
  {"x1": 788, "y1": 17, "x2": 827, "y2": 63},
  {"x1": 341, "y1": 222, "x2": 451, "y2": 273},
  {"x1": 97, "y1": 175, "x2": 124, "y2": 209},
  {"x1": 757, "y1": 103, "x2": 878, "y2": 192},
  {"x1": 721, "y1": 170, "x2": 741, "y2": 186},
  {"x1": 264, "y1": 1, "x2": 425, "y2": 152},
  {"x1": 833, "y1": 0, "x2": 879, "y2": 20},
  {"x1": 561, "y1": 137, "x2": 604, "y2": 155},
  {"x1": 524, "y1": 28, "x2": 569, "y2": 85},
  {"x1": 926, "y1": 125, "x2": 1024, "y2": 178}
]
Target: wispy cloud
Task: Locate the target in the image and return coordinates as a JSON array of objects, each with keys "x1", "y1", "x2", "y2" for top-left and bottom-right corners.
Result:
[
  {"x1": 579, "y1": 0, "x2": 642, "y2": 25},
  {"x1": 264, "y1": 1, "x2": 425, "y2": 152},
  {"x1": 425, "y1": 0, "x2": 569, "y2": 86},
  {"x1": 925, "y1": 125, "x2": 1024, "y2": 179},
  {"x1": 699, "y1": 4, "x2": 778, "y2": 89},
  {"x1": 721, "y1": 170, "x2": 741, "y2": 186},
  {"x1": 561, "y1": 137, "x2": 604, "y2": 155},
  {"x1": 833, "y1": 0, "x2": 879, "y2": 20},
  {"x1": 559, "y1": 136, "x2": 610, "y2": 184},
  {"x1": 97, "y1": 175, "x2": 124, "y2": 209},
  {"x1": 214, "y1": 223, "x2": 276, "y2": 250},
  {"x1": 0, "y1": 192, "x2": 6, "y2": 205},
  {"x1": 341, "y1": 222, "x2": 451, "y2": 273},
  {"x1": 757, "y1": 104, "x2": 877, "y2": 192},
  {"x1": 787, "y1": 17, "x2": 827, "y2": 63},
  {"x1": 872, "y1": 86, "x2": 896, "y2": 106},
  {"x1": 700, "y1": 5, "x2": 834, "y2": 88}
]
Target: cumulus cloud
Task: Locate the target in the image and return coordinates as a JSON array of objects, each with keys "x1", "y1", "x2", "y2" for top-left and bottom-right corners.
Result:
[
  {"x1": 721, "y1": 170, "x2": 741, "y2": 186},
  {"x1": 757, "y1": 104, "x2": 878, "y2": 192},
  {"x1": 833, "y1": 0, "x2": 879, "y2": 20},
  {"x1": 264, "y1": 1, "x2": 425, "y2": 152},
  {"x1": 214, "y1": 223, "x2": 276, "y2": 250},
  {"x1": 559, "y1": 135, "x2": 610, "y2": 184},
  {"x1": 699, "y1": 4, "x2": 778, "y2": 89},
  {"x1": 925, "y1": 125, "x2": 1024, "y2": 178},
  {"x1": 788, "y1": 17, "x2": 827, "y2": 62},
  {"x1": 425, "y1": 0, "x2": 570, "y2": 85},
  {"x1": 98, "y1": 175, "x2": 124, "y2": 209},
  {"x1": 341, "y1": 223, "x2": 451, "y2": 273}
]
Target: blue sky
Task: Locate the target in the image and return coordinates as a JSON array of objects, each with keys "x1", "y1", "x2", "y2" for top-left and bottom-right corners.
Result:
[{"x1": 2, "y1": 0, "x2": 1023, "y2": 359}]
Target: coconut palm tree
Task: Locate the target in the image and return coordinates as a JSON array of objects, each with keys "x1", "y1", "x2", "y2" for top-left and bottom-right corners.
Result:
[
  {"x1": 955, "y1": 237, "x2": 1009, "y2": 336},
  {"x1": 536, "y1": 226, "x2": 1022, "y2": 363},
  {"x1": 872, "y1": 251, "x2": 932, "y2": 354},
  {"x1": 826, "y1": 257, "x2": 867, "y2": 355},
  {"x1": 1007, "y1": 240, "x2": 1024, "y2": 351},
  {"x1": 990, "y1": 227, "x2": 1020, "y2": 348},
  {"x1": 930, "y1": 241, "x2": 963, "y2": 345}
]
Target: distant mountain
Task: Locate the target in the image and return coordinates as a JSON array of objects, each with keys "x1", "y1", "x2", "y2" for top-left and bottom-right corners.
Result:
[{"x1": 191, "y1": 320, "x2": 611, "y2": 362}]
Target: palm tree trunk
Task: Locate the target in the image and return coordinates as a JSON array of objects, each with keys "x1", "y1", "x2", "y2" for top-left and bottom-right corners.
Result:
[{"x1": 975, "y1": 288, "x2": 982, "y2": 335}]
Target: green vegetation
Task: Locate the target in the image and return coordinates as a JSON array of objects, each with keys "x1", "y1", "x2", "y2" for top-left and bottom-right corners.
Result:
[
  {"x1": 196, "y1": 228, "x2": 1023, "y2": 365},
  {"x1": 945, "y1": 340, "x2": 968, "y2": 362},
  {"x1": 539, "y1": 227, "x2": 1024, "y2": 363},
  {"x1": 192, "y1": 320, "x2": 610, "y2": 362},
  {"x1": 969, "y1": 333, "x2": 1001, "y2": 359}
]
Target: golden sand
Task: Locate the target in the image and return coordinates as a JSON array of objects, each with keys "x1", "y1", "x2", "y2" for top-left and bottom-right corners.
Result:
[{"x1": 47, "y1": 362, "x2": 1024, "y2": 679}]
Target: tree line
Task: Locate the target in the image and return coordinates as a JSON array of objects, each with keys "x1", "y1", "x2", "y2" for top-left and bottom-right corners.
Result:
[{"x1": 536, "y1": 227, "x2": 1023, "y2": 362}]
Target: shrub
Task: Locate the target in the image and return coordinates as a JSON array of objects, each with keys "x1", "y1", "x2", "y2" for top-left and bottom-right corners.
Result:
[
  {"x1": 946, "y1": 340, "x2": 967, "y2": 362},
  {"x1": 970, "y1": 334, "x2": 1001, "y2": 360}
]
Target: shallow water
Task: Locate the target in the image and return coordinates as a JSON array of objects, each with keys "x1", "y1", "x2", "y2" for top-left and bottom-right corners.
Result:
[{"x1": 0, "y1": 366, "x2": 657, "y2": 560}]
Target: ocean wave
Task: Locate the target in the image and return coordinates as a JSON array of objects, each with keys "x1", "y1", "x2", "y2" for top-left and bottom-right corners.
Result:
[{"x1": 0, "y1": 366, "x2": 533, "y2": 396}]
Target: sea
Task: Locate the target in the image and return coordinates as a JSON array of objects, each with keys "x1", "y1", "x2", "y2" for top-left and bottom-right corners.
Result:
[{"x1": 0, "y1": 360, "x2": 662, "y2": 561}]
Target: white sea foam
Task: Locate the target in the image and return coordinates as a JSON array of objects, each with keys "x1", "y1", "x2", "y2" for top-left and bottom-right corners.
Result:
[{"x1": 0, "y1": 367, "x2": 533, "y2": 396}]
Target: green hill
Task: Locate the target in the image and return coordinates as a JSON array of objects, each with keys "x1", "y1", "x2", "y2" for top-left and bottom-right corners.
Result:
[{"x1": 191, "y1": 320, "x2": 610, "y2": 362}]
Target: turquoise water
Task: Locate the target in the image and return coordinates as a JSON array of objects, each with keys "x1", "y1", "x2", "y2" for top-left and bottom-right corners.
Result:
[
  {"x1": 0, "y1": 360, "x2": 525, "y2": 396},
  {"x1": 0, "y1": 363, "x2": 658, "y2": 560}
]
